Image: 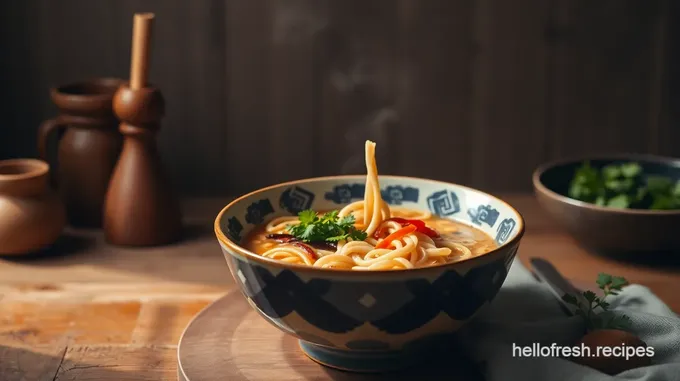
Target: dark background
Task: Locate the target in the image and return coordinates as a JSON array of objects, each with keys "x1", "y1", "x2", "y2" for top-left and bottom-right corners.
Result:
[{"x1": 1, "y1": 0, "x2": 678, "y2": 196}]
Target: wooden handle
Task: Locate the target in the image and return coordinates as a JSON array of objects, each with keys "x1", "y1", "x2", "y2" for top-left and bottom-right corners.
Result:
[{"x1": 130, "y1": 13, "x2": 155, "y2": 89}]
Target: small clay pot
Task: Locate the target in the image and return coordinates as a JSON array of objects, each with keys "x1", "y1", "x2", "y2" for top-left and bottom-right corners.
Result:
[{"x1": 0, "y1": 159, "x2": 66, "y2": 255}]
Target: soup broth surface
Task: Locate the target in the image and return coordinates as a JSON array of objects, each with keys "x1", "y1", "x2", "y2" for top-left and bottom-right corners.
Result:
[{"x1": 243, "y1": 207, "x2": 498, "y2": 269}]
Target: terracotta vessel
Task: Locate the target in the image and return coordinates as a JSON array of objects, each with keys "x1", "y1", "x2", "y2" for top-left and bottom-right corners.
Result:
[
  {"x1": 38, "y1": 78, "x2": 124, "y2": 228},
  {"x1": 0, "y1": 159, "x2": 66, "y2": 256},
  {"x1": 103, "y1": 84, "x2": 182, "y2": 246}
]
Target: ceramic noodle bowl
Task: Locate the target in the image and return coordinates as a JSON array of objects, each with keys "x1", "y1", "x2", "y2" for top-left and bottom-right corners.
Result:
[{"x1": 214, "y1": 176, "x2": 525, "y2": 373}]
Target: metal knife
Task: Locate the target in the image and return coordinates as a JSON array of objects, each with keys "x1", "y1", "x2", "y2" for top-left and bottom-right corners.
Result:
[{"x1": 530, "y1": 257, "x2": 590, "y2": 316}]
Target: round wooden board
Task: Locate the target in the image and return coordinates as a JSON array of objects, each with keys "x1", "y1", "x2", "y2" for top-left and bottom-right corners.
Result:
[{"x1": 177, "y1": 291, "x2": 484, "y2": 381}]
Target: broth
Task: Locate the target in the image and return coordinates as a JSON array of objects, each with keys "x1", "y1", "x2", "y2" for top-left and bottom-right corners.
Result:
[
  {"x1": 235, "y1": 140, "x2": 500, "y2": 271},
  {"x1": 242, "y1": 208, "x2": 498, "y2": 270}
]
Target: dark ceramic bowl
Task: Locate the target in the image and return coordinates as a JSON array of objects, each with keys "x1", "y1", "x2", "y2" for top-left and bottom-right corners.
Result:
[
  {"x1": 533, "y1": 154, "x2": 680, "y2": 254},
  {"x1": 215, "y1": 175, "x2": 524, "y2": 372}
]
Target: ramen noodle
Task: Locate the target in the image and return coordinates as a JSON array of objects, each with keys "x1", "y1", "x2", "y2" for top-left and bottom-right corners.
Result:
[{"x1": 243, "y1": 141, "x2": 497, "y2": 270}]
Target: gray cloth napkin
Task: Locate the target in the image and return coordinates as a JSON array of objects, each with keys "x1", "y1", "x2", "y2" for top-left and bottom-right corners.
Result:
[{"x1": 456, "y1": 260, "x2": 680, "y2": 380}]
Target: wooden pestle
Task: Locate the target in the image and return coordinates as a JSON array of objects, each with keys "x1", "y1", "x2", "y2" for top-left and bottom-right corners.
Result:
[
  {"x1": 103, "y1": 13, "x2": 182, "y2": 246},
  {"x1": 130, "y1": 13, "x2": 153, "y2": 90}
]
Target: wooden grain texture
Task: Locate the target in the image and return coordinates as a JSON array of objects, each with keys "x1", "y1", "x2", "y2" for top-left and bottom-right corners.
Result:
[
  {"x1": 223, "y1": 0, "x2": 274, "y2": 195},
  {"x1": 166, "y1": 0, "x2": 228, "y2": 193},
  {"x1": 0, "y1": 302, "x2": 141, "y2": 345},
  {"x1": 269, "y1": 0, "x2": 325, "y2": 184},
  {"x1": 0, "y1": 196, "x2": 679, "y2": 380},
  {"x1": 55, "y1": 345, "x2": 177, "y2": 381},
  {"x1": 660, "y1": 0, "x2": 680, "y2": 157},
  {"x1": 0, "y1": 343, "x2": 66, "y2": 381},
  {"x1": 549, "y1": 0, "x2": 668, "y2": 157},
  {"x1": 0, "y1": 0, "x2": 54, "y2": 160},
  {"x1": 43, "y1": 0, "x2": 121, "y2": 81},
  {"x1": 0, "y1": 299, "x2": 216, "y2": 380},
  {"x1": 396, "y1": 0, "x2": 474, "y2": 183},
  {"x1": 317, "y1": 0, "x2": 401, "y2": 177},
  {"x1": 131, "y1": 301, "x2": 212, "y2": 345},
  {"x1": 1, "y1": 1, "x2": 677, "y2": 196},
  {"x1": 470, "y1": 0, "x2": 550, "y2": 191}
]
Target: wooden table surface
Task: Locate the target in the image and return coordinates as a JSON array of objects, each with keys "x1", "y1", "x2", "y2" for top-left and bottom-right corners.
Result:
[{"x1": 2, "y1": 195, "x2": 679, "y2": 380}]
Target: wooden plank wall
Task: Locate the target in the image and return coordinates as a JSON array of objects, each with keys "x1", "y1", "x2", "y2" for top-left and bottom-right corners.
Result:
[{"x1": 0, "y1": 0, "x2": 675, "y2": 196}]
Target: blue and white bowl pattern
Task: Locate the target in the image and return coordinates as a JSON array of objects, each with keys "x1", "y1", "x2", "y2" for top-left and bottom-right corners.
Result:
[{"x1": 215, "y1": 176, "x2": 524, "y2": 371}]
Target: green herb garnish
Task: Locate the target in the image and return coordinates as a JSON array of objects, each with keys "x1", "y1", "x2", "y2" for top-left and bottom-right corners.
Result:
[
  {"x1": 562, "y1": 273, "x2": 632, "y2": 331},
  {"x1": 286, "y1": 209, "x2": 367, "y2": 243},
  {"x1": 568, "y1": 161, "x2": 680, "y2": 210}
]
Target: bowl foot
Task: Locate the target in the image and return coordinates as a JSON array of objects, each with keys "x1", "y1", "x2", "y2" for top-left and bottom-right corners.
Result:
[{"x1": 299, "y1": 340, "x2": 423, "y2": 373}]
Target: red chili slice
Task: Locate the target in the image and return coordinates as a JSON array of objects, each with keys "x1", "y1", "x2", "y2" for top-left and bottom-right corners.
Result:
[
  {"x1": 376, "y1": 225, "x2": 418, "y2": 249},
  {"x1": 372, "y1": 226, "x2": 391, "y2": 240},
  {"x1": 292, "y1": 242, "x2": 318, "y2": 260},
  {"x1": 384, "y1": 217, "x2": 440, "y2": 238},
  {"x1": 415, "y1": 224, "x2": 439, "y2": 238}
]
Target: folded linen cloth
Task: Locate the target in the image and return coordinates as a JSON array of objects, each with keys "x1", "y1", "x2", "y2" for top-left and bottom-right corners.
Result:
[{"x1": 456, "y1": 260, "x2": 680, "y2": 381}]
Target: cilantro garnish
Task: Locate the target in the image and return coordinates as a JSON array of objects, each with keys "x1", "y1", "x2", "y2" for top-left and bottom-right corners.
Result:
[
  {"x1": 286, "y1": 209, "x2": 368, "y2": 243},
  {"x1": 568, "y1": 161, "x2": 680, "y2": 210},
  {"x1": 562, "y1": 273, "x2": 632, "y2": 331}
]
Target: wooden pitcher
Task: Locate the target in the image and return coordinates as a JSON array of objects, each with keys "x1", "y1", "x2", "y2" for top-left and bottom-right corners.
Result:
[{"x1": 38, "y1": 78, "x2": 124, "y2": 228}]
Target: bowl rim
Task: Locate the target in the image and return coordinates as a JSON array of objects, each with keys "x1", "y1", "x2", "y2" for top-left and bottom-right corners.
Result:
[
  {"x1": 214, "y1": 174, "x2": 525, "y2": 276},
  {"x1": 0, "y1": 158, "x2": 50, "y2": 181},
  {"x1": 532, "y1": 153, "x2": 680, "y2": 216}
]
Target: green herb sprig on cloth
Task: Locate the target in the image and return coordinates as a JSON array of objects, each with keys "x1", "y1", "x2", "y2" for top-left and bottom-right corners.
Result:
[
  {"x1": 562, "y1": 273, "x2": 632, "y2": 331},
  {"x1": 286, "y1": 210, "x2": 367, "y2": 243},
  {"x1": 568, "y1": 161, "x2": 680, "y2": 210}
]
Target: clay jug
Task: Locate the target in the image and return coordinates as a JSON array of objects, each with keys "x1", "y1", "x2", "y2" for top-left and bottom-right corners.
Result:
[
  {"x1": 0, "y1": 159, "x2": 66, "y2": 255},
  {"x1": 38, "y1": 78, "x2": 124, "y2": 228}
]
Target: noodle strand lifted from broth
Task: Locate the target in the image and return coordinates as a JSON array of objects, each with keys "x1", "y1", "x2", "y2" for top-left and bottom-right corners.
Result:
[{"x1": 245, "y1": 140, "x2": 497, "y2": 270}]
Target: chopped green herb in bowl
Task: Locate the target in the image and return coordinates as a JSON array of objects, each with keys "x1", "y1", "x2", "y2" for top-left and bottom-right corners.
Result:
[
  {"x1": 568, "y1": 161, "x2": 680, "y2": 210},
  {"x1": 533, "y1": 156, "x2": 680, "y2": 253},
  {"x1": 286, "y1": 210, "x2": 367, "y2": 243}
]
